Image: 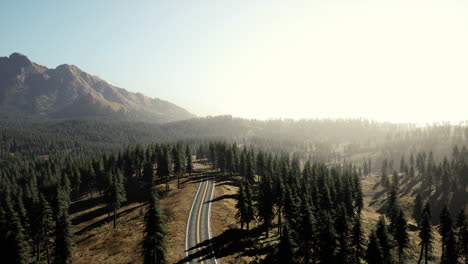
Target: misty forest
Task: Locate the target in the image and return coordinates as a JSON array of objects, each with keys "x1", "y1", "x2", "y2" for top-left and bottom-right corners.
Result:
[{"x1": 1, "y1": 1, "x2": 468, "y2": 264}]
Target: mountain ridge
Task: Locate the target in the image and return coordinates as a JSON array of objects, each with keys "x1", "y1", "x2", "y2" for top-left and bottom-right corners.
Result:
[{"x1": 0, "y1": 52, "x2": 194, "y2": 123}]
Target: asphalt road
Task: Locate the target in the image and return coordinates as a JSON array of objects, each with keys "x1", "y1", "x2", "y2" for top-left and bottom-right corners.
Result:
[{"x1": 185, "y1": 173, "x2": 218, "y2": 264}]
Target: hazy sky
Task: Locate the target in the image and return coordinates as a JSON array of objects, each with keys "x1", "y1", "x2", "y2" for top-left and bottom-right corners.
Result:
[{"x1": 1, "y1": 0, "x2": 467, "y2": 123}]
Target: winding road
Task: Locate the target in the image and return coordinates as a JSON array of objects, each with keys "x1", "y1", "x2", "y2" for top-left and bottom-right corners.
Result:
[{"x1": 185, "y1": 172, "x2": 218, "y2": 264}]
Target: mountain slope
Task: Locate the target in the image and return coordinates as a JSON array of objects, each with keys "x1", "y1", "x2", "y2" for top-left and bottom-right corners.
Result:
[{"x1": 0, "y1": 52, "x2": 194, "y2": 122}]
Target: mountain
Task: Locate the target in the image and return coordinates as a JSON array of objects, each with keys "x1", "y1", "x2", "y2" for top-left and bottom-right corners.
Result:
[{"x1": 0, "y1": 52, "x2": 194, "y2": 122}]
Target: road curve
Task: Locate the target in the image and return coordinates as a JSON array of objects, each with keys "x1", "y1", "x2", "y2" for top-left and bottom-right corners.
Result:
[{"x1": 185, "y1": 173, "x2": 218, "y2": 264}]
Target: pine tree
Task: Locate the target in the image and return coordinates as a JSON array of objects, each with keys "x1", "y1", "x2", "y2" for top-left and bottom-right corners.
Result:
[
  {"x1": 400, "y1": 156, "x2": 406, "y2": 174},
  {"x1": 354, "y1": 172, "x2": 364, "y2": 215},
  {"x1": 393, "y1": 210, "x2": 409, "y2": 264},
  {"x1": 258, "y1": 174, "x2": 274, "y2": 237},
  {"x1": 413, "y1": 193, "x2": 424, "y2": 226},
  {"x1": 2, "y1": 190, "x2": 31, "y2": 264},
  {"x1": 376, "y1": 216, "x2": 392, "y2": 264},
  {"x1": 381, "y1": 159, "x2": 390, "y2": 191},
  {"x1": 276, "y1": 221, "x2": 297, "y2": 264},
  {"x1": 143, "y1": 161, "x2": 154, "y2": 185},
  {"x1": 38, "y1": 193, "x2": 54, "y2": 264},
  {"x1": 105, "y1": 170, "x2": 127, "y2": 228},
  {"x1": 157, "y1": 147, "x2": 171, "y2": 192},
  {"x1": 387, "y1": 186, "x2": 400, "y2": 226},
  {"x1": 143, "y1": 189, "x2": 167, "y2": 264},
  {"x1": 172, "y1": 145, "x2": 184, "y2": 189},
  {"x1": 455, "y1": 209, "x2": 467, "y2": 264},
  {"x1": 185, "y1": 145, "x2": 193, "y2": 176},
  {"x1": 236, "y1": 181, "x2": 248, "y2": 230},
  {"x1": 54, "y1": 186, "x2": 73, "y2": 264},
  {"x1": 366, "y1": 230, "x2": 385, "y2": 264},
  {"x1": 335, "y1": 205, "x2": 352, "y2": 264},
  {"x1": 244, "y1": 180, "x2": 255, "y2": 230},
  {"x1": 439, "y1": 205, "x2": 458, "y2": 264},
  {"x1": 351, "y1": 216, "x2": 366, "y2": 264},
  {"x1": 298, "y1": 198, "x2": 316, "y2": 264},
  {"x1": 316, "y1": 211, "x2": 337, "y2": 263},
  {"x1": 246, "y1": 152, "x2": 255, "y2": 183},
  {"x1": 417, "y1": 202, "x2": 433, "y2": 264}
]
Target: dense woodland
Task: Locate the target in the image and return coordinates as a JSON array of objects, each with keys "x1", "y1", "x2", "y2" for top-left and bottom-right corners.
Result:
[
  {"x1": 2, "y1": 116, "x2": 467, "y2": 164},
  {"x1": 0, "y1": 117, "x2": 467, "y2": 263},
  {"x1": 204, "y1": 141, "x2": 467, "y2": 264}
]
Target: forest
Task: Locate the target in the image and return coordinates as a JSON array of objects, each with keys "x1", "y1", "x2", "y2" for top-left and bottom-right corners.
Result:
[{"x1": 0, "y1": 121, "x2": 467, "y2": 263}]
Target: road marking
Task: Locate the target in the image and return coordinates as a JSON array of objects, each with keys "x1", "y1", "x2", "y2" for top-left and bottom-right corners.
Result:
[
  {"x1": 207, "y1": 180, "x2": 218, "y2": 264},
  {"x1": 196, "y1": 179, "x2": 209, "y2": 264},
  {"x1": 186, "y1": 175, "x2": 203, "y2": 264}
]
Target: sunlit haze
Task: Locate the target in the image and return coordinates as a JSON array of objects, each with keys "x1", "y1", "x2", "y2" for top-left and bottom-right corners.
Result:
[{"x1": 1, "y1": 0, "x2": 467, "y2": 124}]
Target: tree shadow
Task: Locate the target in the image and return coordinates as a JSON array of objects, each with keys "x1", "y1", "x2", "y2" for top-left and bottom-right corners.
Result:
[
  {"x1": 72, "y1": 204, "x2": 110, "y2": 226},
  {"x1": 207, "y1": 194, "x2": 237, "y2": 203},
  {"x1": 372, "y1": 189, "x2": 386, "y2": 201},
  {"x1": 74, "y1": 203, "x2": 145, "y2": 236},
  {"x1": 400, "y1": 177, "x2": 420, "y2": 197},
  {"x1": 70, "y1": 195, "x2": 103, "y2": 214},
  {"x1": 178, "y1": 227, "x2": 272, "y2": 264}
]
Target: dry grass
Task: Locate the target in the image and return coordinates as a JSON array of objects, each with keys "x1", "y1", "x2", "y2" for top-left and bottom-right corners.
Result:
[
  {"x1": 71, "y1": 164, "x2": 443, "y2": 264},
  {"x1": 71, "y1": 163, "x2": 206, "y2": 264},
  {"x1": 361, "y1": 175, "x2": 442, "y2": 263}
]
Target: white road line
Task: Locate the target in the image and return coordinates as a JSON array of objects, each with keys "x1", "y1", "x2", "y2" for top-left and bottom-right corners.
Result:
[
  {"x1": 207, "y1": 179, "x2": 218, "y2": 264},
  {"x1": 185, "y1": 175, "x2": 203, "y2": 264}
]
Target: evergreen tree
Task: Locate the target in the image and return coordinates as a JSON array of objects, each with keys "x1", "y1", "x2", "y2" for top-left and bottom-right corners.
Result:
[
  {"x1": 335, "y1": 205, "x2": 353, "y2": 264},
  {"x1": 376, "y1": 216, "x2": 392, "y2": 264},
  {"x1": 105, "y1": 170, "x2": 127, "y2": 228},
  {"x1": 417, "y1": 202, "x2": 433, "y2": 264},
  {"x1": 316, "y1": 211, "x2": 337, "y2": 263},
  {"x1": 37, "y1": 193, "x2": 54, "y2": 264},
  {"x1": 439, "y1": 205, "x2": 458, "y2": 264},
  {"x1": 276, "y1": 221, "x2": 296, "y2": 264},
  {"x1": 143, "y1": 161, "x2": 154, "y2": 185},
  {"x1": 381, "y1": 159, "x2": 390, "y2": 191},
  {"x1": 400, "y1": 156, "x2": 406, "y2": 174},
  {"x1": 366, "y1": 230, "x2": 385, "y2": 264},
  {"x1": 54, "y1": 187, "x2": 73, "y2": 264},
  {"x1": 157, "y1": 147, "x2": 171, "y2": 192},
  {"x1": 172, "y1": 145, "x2": 184, "y2": 189},
  {"x1": 413, "y1": 193, "x2": 424, "y2": 226},
  {"x1": 351, "y1": 216, "x2": 366, "y2": 264},
  {"x1": 2, "y1": 190, "x2": 31, "y2": 264},
  {"x1": 236, "y1": 181, "x2": 248, "y2": 230},
  {"x1": 298, "y1": 198, "x2": 316, "y2": 264},
  {"x1": 246, "y1": 152, "x2": 255, "y2": 183},
  {"x1": 393, "y1": 210, "x2": 409, "y2": 264},
  {"x1": 185, "y1": 145, "x2": 193, "y2": 176},
  {"x1": 258, "y1": 174, "x2": 274, "y2": 237},
  {"x1": 387, "y1": 186, "x2": 400, "y2": 225},
  {"x1": 143, "y1": 189, "x2": 167, "y2": 264},
  {"x1": 244, "y1": 180, "x2": 255, "y2": 230},
  {"x1": 455, "y1": 209, "x2": 467, "y2": 264}
]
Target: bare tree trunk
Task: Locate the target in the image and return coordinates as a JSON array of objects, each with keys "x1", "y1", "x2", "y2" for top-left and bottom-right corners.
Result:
[
  {"x1": 424, "y1": 244, "x2": 428, "y2": 264},
  {"x1": 113, "y1": 206, "x2": 117, "y2": 228},
  {"x1": 417, "y1": 244, "x2": 423, "y2": 264}
]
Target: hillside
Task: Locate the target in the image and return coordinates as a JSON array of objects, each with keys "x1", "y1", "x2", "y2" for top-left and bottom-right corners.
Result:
[{"x1": 0, "y1": 53, "x2": 194, "y2": 122}]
